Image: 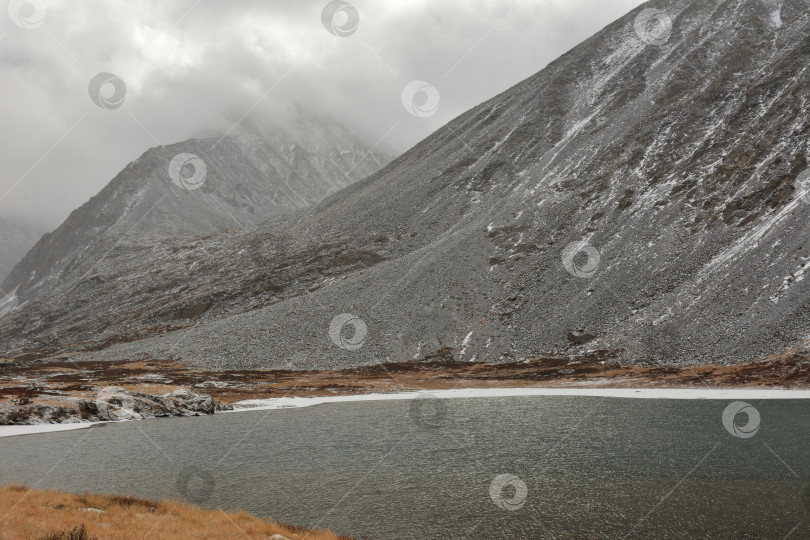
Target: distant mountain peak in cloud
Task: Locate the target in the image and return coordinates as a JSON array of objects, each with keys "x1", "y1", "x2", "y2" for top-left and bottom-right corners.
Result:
[
  {"x1": 1, "y1": 111, "x2": 392, "y2": 299},
  {"x1": 200, "y1": 104, "x2": 396, "y2": 156},
  {"x1": 0, "y1": 220, "x2": 41, "y2": 288}
]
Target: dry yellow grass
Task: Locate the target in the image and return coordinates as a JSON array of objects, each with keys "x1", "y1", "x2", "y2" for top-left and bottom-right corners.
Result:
[{"x1": 0, "y1": 485, "x2": 351, "y2": 540}]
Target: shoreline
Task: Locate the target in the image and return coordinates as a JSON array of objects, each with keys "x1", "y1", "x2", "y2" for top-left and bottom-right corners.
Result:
[
  {"x1": 0, "y1": 422, "x2": 97, "y2": 438},
  {"x1": 3, "y1": 350, "x2": 810, "y2": 438},
  {"x1": 227, "y1": 386, "x2": 810, "y2": 411},
  {"x1": 3, "y1": 385, "x2": 809, "y2": 438}
]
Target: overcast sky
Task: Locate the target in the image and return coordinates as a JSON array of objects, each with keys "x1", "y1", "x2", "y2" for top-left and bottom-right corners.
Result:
[{"x1": 0, "y1": 0, "x2": 644, "y2": 231}]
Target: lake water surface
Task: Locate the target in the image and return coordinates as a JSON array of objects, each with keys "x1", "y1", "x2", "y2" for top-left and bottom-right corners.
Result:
[{"x1": 1, "y1": 396, "x2": 808, "y2": 539}]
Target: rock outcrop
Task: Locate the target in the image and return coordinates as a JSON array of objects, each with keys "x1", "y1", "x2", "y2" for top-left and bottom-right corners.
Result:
[{"x1": 0, "y1": 387, "x2": 230, "y2": 425}]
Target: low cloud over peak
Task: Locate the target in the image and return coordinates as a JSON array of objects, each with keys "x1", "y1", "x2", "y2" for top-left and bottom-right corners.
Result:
[{"x1": 0, "y1": 0, "x2": 643, "y2": 231}]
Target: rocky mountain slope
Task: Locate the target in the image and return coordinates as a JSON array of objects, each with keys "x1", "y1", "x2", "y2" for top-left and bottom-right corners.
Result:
[
  {"x1": 1, "y1": 111, "x2": 391, "y2": 302},
  {"x1": 0, "y1": 220, "x2": 41, "y2": 287},
  {"x1": 2, "y1": 0, "x2": 810, "y2": 370}
]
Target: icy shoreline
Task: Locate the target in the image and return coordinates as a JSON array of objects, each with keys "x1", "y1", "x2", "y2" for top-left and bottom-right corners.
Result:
[
  {"x1": 3, "y1": 387, "x2": 810, "y2": 437},
  {"x1": 227, "y1": 387, "x2": 810, "y2": 412},
  {"x1": 0, "y1": 423, "x2": 95, "y2": 438}
]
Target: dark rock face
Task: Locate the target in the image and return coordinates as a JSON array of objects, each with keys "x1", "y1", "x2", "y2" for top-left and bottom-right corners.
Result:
[
  {"x1": 2, "y1": 0, "x2": 810, "y2": 370},
  {"x1": 567, "y1": 331, "x2": 597, "y2": 345}
]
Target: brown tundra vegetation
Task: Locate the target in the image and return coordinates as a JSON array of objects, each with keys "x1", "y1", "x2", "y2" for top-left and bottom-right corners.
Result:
[{"x1": 0, "y1": 485, "x2": 351, "y2": 540}]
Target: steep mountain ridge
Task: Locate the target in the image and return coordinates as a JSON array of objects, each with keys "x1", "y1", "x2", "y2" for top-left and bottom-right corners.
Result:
[
  {"x1": 0, "y1": 220, "x2": 41, "y2": 288},
  {"x1": 2, "y1": 113, "x2": 391, "y2": 301},
  {"x1": 2, "y1": 0, "x2": 810, "y2": 370}
]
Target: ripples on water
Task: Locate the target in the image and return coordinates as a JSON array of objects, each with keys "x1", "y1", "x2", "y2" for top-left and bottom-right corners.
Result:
[{"x1": 1, "y1": 396, "x2": 807, "y2": 539}]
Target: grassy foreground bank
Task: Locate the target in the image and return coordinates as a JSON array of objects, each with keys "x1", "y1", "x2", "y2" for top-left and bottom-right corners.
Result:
[{"x1": 0, "y1": 485, "x2": 350, "y2": 539}]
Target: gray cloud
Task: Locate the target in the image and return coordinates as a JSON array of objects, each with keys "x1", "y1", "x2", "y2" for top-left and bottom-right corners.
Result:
[{"x1": 0, "y1": 0, "x2": 644, "y2": 231}]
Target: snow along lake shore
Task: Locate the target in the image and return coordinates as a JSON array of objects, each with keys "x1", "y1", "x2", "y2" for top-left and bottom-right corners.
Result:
[
  {"x1": 226, "y1": 387, "x2": 810, "y2": 412},
  {"x1": 3, "y1": 387, "x2": 810, "y2": 438}
]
